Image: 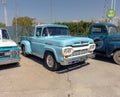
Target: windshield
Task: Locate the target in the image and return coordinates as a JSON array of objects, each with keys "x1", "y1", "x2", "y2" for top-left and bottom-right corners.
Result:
[
  {"x1": 2, "y1": 29, "x2": 10, "y2": 39},
  {"x1": 42, "y1": 27, "x2": 69, "y2": 36},
  {"x1": 108, "y1": 26, "x2": 119, "y2": 34}
]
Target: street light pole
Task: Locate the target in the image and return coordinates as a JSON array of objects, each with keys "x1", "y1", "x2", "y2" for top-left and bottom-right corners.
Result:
[
  {"x1": 2, "y1": 0, "x2": 8, "y2": 26},
  {"x1": 14, "y1": 0, "x2": 18, "y2": 43},
  {"x1": 111, "y1": 0, "x2": 114, "y2": 9},
  {"x1": 110, "y1": 0, "x2": 116, "y2": 23},
  {"x1": 113, "y1": 0, "x2": 116, "y2": 10}
]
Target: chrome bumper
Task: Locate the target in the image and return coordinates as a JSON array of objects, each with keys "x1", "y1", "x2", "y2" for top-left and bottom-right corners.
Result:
[
  {"x1": 0, "y1": 59, "x2": 20, "y2": 65},
  {"x1": 60, "y1": 54, "x2": 95, "y2": 66}
]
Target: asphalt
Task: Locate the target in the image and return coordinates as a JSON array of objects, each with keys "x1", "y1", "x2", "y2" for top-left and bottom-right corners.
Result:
[{"x1": 0, "y1": 55, "x2": 120, "y2": 97}]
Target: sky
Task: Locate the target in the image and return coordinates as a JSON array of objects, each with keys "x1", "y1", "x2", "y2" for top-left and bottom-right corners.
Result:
[{"x1": 0, "y1": 0, "x2": 120, "y2": 25}]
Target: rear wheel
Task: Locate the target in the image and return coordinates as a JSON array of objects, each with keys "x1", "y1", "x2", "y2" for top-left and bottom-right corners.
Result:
[
  {"x1": 113, "y1": 51, "x2": 120, "y2": 65},
  {"x1": 44, "y1": 52, "x2": 60, "y2": 71}
]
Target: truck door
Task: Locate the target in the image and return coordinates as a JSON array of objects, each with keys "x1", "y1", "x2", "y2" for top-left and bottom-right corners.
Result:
[
  {"x1": 31, "y1": 27, "x2": 43, "y2": 57},
  {"x1": 89, "y1": 25, "x2": 108, "y2": 52}
]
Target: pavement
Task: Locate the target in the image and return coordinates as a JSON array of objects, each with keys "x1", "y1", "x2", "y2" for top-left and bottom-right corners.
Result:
[{"x1": 0, "y1": 55, "x2": 120, "y2": 97}]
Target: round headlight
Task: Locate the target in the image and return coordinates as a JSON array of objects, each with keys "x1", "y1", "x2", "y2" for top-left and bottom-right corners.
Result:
[
  {"x1": 11, "y1": 50, "x2": 19, "y2": 56},
  {"x1": 89, "y1": 44, "x2": 96, "y2": 51},
  {"x1": 62, "y1": 47, "x2": 73, "y2": 56}
]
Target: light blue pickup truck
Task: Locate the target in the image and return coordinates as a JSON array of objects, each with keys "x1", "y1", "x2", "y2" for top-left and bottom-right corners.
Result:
[
  {"x1": 19, "y1": 24, "x2": 95, "y2": 71},
  {"x1": 0, "y1": 28, "x2": 20, "y2": 65}
]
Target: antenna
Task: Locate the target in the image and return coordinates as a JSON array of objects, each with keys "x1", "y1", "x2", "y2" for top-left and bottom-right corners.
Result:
[{"x1": 2, "y1": 0, "x2": 8, "y2": 26}]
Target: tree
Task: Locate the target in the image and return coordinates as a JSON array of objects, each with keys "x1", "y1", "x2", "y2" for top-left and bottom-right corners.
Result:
[
  {"x1": 118, "y1": 20, "x2": 120, "y2": 30},
  {"x1": 12, "y1": 16, "x2": 34, "y2": 36},
  {"x1": 55, "y1": 21, "x2": 94, "y2": 36},
  {"x1": 0, "y1": 22, "x2": 5, "y2": 27}
]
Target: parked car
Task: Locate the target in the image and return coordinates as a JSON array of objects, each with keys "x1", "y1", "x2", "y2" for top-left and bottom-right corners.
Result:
[
  {"x1": 0, "y1": 28, "x2": 20, "y2": 65},
  {"x1": 89, "y1": 22, "x2": 120, "y2": 64}
]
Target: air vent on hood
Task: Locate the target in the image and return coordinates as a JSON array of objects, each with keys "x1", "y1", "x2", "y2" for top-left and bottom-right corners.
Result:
[{"x1": 72, "y1": 41, "x2": 89, "y2": 47}]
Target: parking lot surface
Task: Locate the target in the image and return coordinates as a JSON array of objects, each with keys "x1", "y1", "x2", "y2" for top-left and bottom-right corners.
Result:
[{"x1": 0, "y1": 55, "x2": 120, "y2": 97}]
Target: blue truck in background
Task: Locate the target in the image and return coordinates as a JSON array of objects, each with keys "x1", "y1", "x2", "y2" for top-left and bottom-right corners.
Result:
[
  {"x1": 19, "y1": 24, "x2": 95, "y2": 71},
  {"x1": 89, "y1": 22, "x2": 120, "y2": 65}
]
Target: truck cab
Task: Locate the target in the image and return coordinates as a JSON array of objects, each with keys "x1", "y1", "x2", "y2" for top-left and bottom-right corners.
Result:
[
  {"x1": 89, "y1": 23, "x2": 120, "y2": 64},
  {"x1": 0, "y1": 28, "x2": 20, "y2": 65}
]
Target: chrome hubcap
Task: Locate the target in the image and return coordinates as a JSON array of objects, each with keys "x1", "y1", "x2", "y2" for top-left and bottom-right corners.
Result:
[{"x1": 46, "y1": 55, "x2": 54, "y2": 67}]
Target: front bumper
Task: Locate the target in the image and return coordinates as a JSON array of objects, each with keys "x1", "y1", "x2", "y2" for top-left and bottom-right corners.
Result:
[
  {"x1": 0, "y1": 58, "x2": 20, "y2": 65},
  {"x1": 60, "y1": 53, "x2": 95, "y2": 66}
]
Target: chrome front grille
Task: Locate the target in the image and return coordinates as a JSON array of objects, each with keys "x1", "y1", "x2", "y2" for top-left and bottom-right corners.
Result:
[
  {"x1": 72, "y1": 49, "x2": 88, "y2": 56},
  {"x1": 0, "y1": 51, "x2": 11, "y2": 58}
]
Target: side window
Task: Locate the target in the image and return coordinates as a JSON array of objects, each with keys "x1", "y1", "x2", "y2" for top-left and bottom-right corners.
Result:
[
  {"x1": 42, "y1": 28, "x2": 48, "y2": 36},
  {"x1": 2, "y1": 30, "x2": 9, "y2": 39},
  {"x1": 108, "y1": 26, "x2": 118, "y2": 34},
  {"x1": 36, "y1": 28, "x2": 42, "y2": 36},
  {"x1": 91, "y1": 26, "x2": 107, "y2": 34}
]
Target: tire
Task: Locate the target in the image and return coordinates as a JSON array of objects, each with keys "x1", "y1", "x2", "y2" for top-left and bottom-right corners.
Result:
[
  {"x1": 44, "y1": 52, "x2": 60, "y2": 71},
  {"x1": 21, "y1": 45, "x2": 29, "y2": 57},
  {"x1": 113, "y1": 51, "x2": 120, "y2": 65}
]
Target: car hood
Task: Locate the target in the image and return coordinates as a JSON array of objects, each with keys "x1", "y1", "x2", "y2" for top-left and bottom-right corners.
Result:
[
  {"x1": 40, "y1": 36, "x2": 94, "y2": 47},
  {"x1": 0, "y1": 39, "x2": 17, "y2": 47}
]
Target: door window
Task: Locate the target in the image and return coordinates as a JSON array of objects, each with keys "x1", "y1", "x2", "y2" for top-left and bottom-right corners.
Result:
[
  {"x1": 91, "y1": 26, "x2": 107, "y2": 34},
  {"x1": 36, "y1": 28, "x2": 42, "y2": 36}
]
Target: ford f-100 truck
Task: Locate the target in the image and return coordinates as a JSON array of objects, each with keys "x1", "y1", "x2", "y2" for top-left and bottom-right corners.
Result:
[
  {"x1": 89, "y1": 22, "x2": 120, "y2": 65},
  {"x1": 19, "y1": 24, "x2": 95, "y2": 71},
  {"x1": 0, "y1": 28, "x2": 20, "y2": 65}
]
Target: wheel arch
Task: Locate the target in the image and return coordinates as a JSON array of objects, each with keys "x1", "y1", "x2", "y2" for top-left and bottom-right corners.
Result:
[
  {"x1": 113, "y1": 49, "x2": 120, "y2": 54},
  {"x1": 21, "y1": 40, "x2": 32, "y2": 54},
  {"x1": 43, "y1": 50, "x2": 60, "y2": 71},
  {"x1": 44, "y1": 49, "x2": 59, "y2": 62}
]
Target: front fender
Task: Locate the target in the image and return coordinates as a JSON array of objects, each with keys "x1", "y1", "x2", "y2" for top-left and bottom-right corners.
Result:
[
  {"x1": 21, "y1": 40, "x2": 32, "y2": 54},
  {"x1": 44, "y1": 47, "x2": 63, "y2": 63}
]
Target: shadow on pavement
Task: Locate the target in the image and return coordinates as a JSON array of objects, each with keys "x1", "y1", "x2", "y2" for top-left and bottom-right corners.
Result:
[
  {"x1": 56, "y1": 62, "x2": 90, "y2": 74},
  {"x1": 0, "y1": 63, "x2": 20, "y2": 70},
  {"x1": 93, "y1": 54, "x2": 115, "y2": 64},
  {"x1": 24, "y1": 55, "x2": 90, "y2": 73},
  {"x1": 27, "y1": 55, "x2": 44, "y2": 65}
]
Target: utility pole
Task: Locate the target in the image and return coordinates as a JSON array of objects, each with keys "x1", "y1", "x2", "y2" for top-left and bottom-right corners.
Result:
[
  {"x1": 110, "y1": 0, "x2": 116, "y2": 23},
  {"x1": 103, "y1": 0, "x2": 108, "y2": 21},
  {"x1": 2, "y1": 0, "x2": 8, "y2": 26},
  {"x1": 14, "y1": 0, "x2": 18, "y2": 43}
]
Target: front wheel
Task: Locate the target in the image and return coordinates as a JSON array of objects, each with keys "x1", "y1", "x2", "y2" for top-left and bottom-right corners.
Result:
[
  {"x1": 44, "y1": 52, "x2": 60, "y2": 71},
  {"x1": 113, "y1": 51, "x2": 120, "y2": 65},
  {"x1": 21, "y1": 46, "x2": 29, "y2": 57}
]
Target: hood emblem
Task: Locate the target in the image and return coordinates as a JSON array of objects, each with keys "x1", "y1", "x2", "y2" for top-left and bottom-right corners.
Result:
[{"x1": 80, "y1": 41, "x2": 84, "y2": 44}]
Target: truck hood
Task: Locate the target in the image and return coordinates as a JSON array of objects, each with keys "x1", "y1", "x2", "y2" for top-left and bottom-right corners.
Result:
[
  {"x1": 0, "y1": 39, "x2": 17, "y2": 47},
  {"x1": 41, "y1": 36, "x2": 94, "y2": 47}
]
